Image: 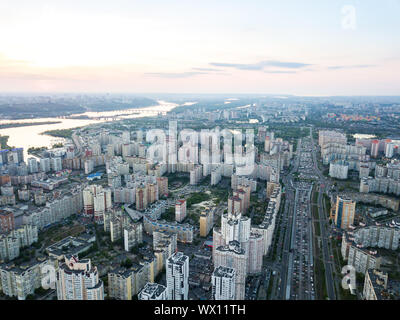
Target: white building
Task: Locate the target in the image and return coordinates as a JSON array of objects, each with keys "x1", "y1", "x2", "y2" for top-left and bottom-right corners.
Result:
[
  {"x1": 353, "y1": 226, "x2": 400, "y2": 250},
  {"x1": 50, "y1": 157, "x2": 62, "y2": 172},
  {"x1": 123, "y1": 223, "x2": 143, "y2": 252},
  {"x1": 341, "y1": 234, "x2": 381, "y2": 274},
  {"x1": 28, "y1": 158, "x2": 38, "y2": 174},
  {"x1": 247, "y1": 232, "x2": 264, "y2": 274},
  {"x1": 211, "y1": 266, "x2": 236, "y2": 300},
  {"x1": 213, "y1": 241, "x2": 247, "y2": 300},
  {"x1": 138, "y1": 282, "x2": 168, "y2": 300},
  {"x1": 83, "y1": 185, "x2": 112, "y2": 223},
  {"x1": 189, "y1": 165, "x2": 203, "y2": 185},
  {"x1": 0, "y1": 258, "x2": 57, "y2": 300},
  {"x1": 166, "y1": 252, "x2": 189, "y2": 300},
  {"x1": 56, "y1": 255, "x2": 104, "y2": 300},
  {"x1": 211, "y1": 165, "x2": 222, "y2": 186},
  {"x1": 175, "y1": 199, "x2": 187, "y2": 223},
  {"x1": 329, "y1": 160, "x2": 349, "y2": 180},
  {"x1": 40, "y1": 158, "x2": 51, "y2": 173},
  {"x1": 84, "y1": 159, "x2": 95, "y2": 174},
  {"x1": 363, "y1": 269, "x2": 389, "y2": 300},
  {"x1": 385, "y1": 142, "x2": 395, "y2": 158},
  {"x1": 318, "y1": 130, "x2": 347, "y2": 147},
  {"x1": 231, "y1": 174, "x2": 257, "y2": 192}
]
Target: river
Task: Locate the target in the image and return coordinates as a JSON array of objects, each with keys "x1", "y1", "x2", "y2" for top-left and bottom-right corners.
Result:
[{"x1": 0, "y1": 100, "x2": 178, "y2": 160}]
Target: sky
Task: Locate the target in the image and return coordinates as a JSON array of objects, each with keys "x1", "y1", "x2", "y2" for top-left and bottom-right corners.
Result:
[{"x1": 0, "y1": 0, "x2": 399, "y2": 95}]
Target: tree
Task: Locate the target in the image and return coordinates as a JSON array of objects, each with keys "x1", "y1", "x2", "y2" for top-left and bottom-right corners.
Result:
[
  {"x1": 122, "y1": 258, "x2": 133, "y2": 268},
  {"x1": 130, "y1": 245, "x2": 139, "y2": 255}
]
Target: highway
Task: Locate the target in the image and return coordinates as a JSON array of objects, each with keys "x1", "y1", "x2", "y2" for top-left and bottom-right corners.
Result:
[
  {"x1": 273, "y1": 128, "x2": 338, "y2": 300},
  {"x1": 284, "y1": 136, "x2": 315, "y2": 300},
  {"x1": 309, "y1": 127, "x2": 337, "y2": 300}
]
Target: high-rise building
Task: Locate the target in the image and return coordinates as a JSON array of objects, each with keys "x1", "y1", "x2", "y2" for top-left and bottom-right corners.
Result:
[
  {"x1": 175, "y1": 199, "x2": 187, "y2": 223},
  {"x1": 359, "y1": 163, "x2": 370, "y2": 179},
  {"x1": 247, "y1": 232, "x2": 264, "y2": 274},
  {"x1": 318, "y1": 130, "x2": 347, "y2": 147},
  {"x1": 0, "y1": 210, "x2": 14, "y2": 234},
  {"x1": 385, "y1": 142, "x2": 395, "y2": 158},
  {"x1": 167, "y1": 120, "x2": 178, "y2": 173},
  {"x1": 342, "y1": 234, "x2": 381, "y2": 274},
  {"x1": 334, "y1": 196, "x2": 356, "y2": 229},
  {"x1": 329, "y1": 160, "x2": 349, "y2": 180},
  {"x1": 228, "y1": 196, "x2": 243, "y2": 215},
  {"x1": 84, "y1": 159, "x2": 95, "y2": 174},
  {"x1": 189, "y1": 165, "x2": 202, "y2": 185},
  {"x1": 27, "y1": 158, "x2": 38, "y2": 174},
  {"x1": 363, "y1": 269, "x2": 389, "y2": 300},
  {"x1": 0, "y1": 258, "x2": 57, "y2": 300},
  {"x1": 211, "y1": 266, "x2": 236, "y2": 300},
  {"x1": 10, "y1": 148, "x2": 24, "y2": 164},
  {"x1": 264, "y1": 136, "x2": 272, "y2": 153},
  {"x1": 156, "y1": 177, "x2": 169, "y2": 197},
  {"x1": 123, "y1": 223, "x2": 143, "y2": 252},
  {"x1": 83, "y1": 185, "x2": 112, "y2": 223},
  {"x1": 147, "y1": 183, "x2": 158, "y2": 204},
  {"x1": 213, "y1": 241, "x2": 247, "y2": 300},
  {"x1": 234, "y1": 185, "x2": 251, "y2": 213},
  {"x1": 166, "y1": 252, "x2": 189, "y2": 300},
  {"x1": 139, "y1": 282, "x2": 168, "y2": 300},
  {"x1": 136, "y1": 186, "x2": 148, "y2": 211},
  {"x1": 384, "y1": 139, "x2": 393, "y2": 155},
  {"x1": 50, "y1": 157, "x2": 62, "y2": 172},
  {"x1": 82, "y1": 185, "x2": 112, "y2": 223},
  {"x1": 371, "y1": 140, "x2": 379, "y2": 158},
  {"x1": 40, "y1": 158, "x2": 51, "y2": 173},
  {"x1": 0, "y1": 150, "x2": 9, "y2": 165},
  {"x1": 153, "y1": 231, "x2": 177, "y2": 255},
  {"x1": 199, "y1": 210, "x2": 214, "y2": 237},
  {"x1": 122, "y1": 131, "x2": 130, "y2": 144},
  {"x1": 56, "y1": 255, "x2": 104, "y2": 300},
  {"x1": 210, "y1": 165, "x2": 222, "y2": 186},
  {"x1": 107, "y1": 268, "x2": 133, "y2": 300},
  {"x1": 153, "y1": 231, "x2": 177, "y2": 272}
]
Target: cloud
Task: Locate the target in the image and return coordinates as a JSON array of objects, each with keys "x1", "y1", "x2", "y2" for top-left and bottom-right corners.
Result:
[
  {"x1": 144, "y1": 70, "x2": 231, "y2": 78},
  {"x1": 264, "y1": 70, "x2": 297, "y2": 74},
  {"x1": 0, "y1": 71, "x2": 83, "y2": 82},
  {"x1": 144, "y1": 71, "x2": 208, "y2": 78},
  {"x1": 0, "y1": 54, "x2": 32, "y2": 68},
  {"x1": 327, "y1": 64, "x2": 376, "y2": 70},
  {"x1": 209, "y1": 60, "x2": 312, "y2": 71},
  {"x1": 192, "y1": 67, "x2": 223, "y2": 72}
]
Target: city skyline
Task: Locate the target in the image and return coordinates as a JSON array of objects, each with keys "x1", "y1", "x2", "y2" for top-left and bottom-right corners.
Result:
[
  {"x1": 0, "y1": 0, "x2": 399, "y2": 95},
  {"x1": 2, "y1": 0, "x2": 400, "y2": 305}
]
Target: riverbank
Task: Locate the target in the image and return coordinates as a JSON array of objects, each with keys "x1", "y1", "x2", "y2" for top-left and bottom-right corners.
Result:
[
  {"x1": 0, "y1": 135, "x2": 10, "y2": 149},
  {"x1": 0, "y1": 121, "x2": 61, "y2": 129},
  {"x1": 0, "y1": 100, "x2": 179, "y2": 160},
  {"x1": 41, "y1": 129, "x2": 77, "y2": 139}
]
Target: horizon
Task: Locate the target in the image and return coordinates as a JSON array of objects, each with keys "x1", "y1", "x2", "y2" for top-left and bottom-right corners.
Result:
[{"x1": 1, "y1": 92, "x2": 400, "y2": 97}]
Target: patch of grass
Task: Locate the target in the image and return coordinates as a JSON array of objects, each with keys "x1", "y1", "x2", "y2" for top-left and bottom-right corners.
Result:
[{"x1": 41, "y1": 128, "x2": 74, "y2": 138}]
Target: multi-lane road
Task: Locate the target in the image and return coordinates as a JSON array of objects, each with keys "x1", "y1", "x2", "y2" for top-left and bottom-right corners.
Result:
[
  {"x1": 309, "y1": 128, "x2": 337, "y2": 300},
  {"x1": 267, "y1": 127, "x2": 339, "y2": 300},
  {"x1": 283, "y1": 136, "x2": 315, "y2": 300}
]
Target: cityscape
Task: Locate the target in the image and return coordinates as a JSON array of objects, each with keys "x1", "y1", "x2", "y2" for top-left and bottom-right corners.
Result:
[{"x1": 0, "y1": 0, "x2": 400, "y2": 308}]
